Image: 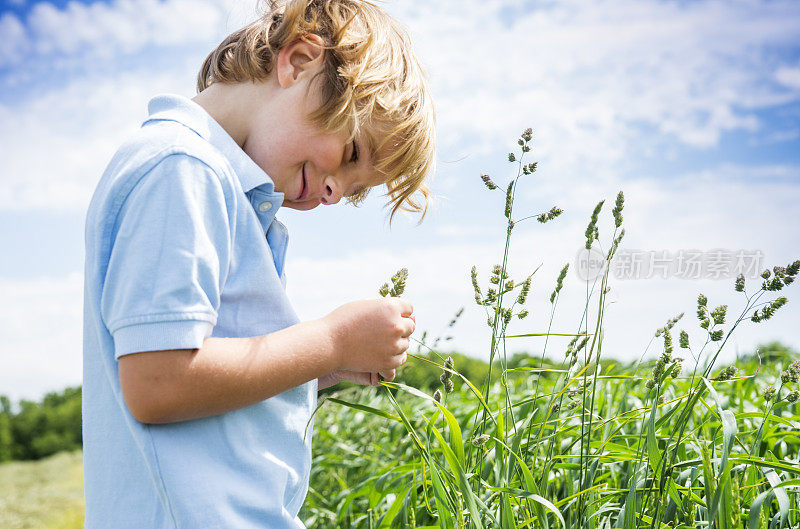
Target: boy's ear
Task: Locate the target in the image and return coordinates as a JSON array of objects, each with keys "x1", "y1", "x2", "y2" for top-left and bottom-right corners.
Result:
[{"x1": 276, "y1": 34, "x2": 326, "y2": 88}]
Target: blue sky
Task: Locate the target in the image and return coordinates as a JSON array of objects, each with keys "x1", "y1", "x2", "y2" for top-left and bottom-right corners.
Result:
[{"x1": 1, "y1": 0, "x2": 799, "y2": 402}]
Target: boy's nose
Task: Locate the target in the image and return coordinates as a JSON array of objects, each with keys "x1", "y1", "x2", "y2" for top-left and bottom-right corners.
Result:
[{"x1": 320, "y1": 176, "x2": 342, "y2": 205}]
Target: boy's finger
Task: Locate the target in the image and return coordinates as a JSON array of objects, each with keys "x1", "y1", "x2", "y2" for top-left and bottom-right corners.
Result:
[
  {"x1": 392, "y1": 298, "x2": 413, "y2": 317},
  {"x1": 378, "y1": 369, "x2": 395, "y2": 382},
  {"x1": 401, "y1": 318, "x2": 415, "y2": 337},
  {"x1": 392, "y1": 352, "x2": 408, "y2": 368}
]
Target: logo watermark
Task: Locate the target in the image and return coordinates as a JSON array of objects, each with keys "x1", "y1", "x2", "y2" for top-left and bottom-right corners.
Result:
[{"x1": 574, "y1": 248, "x2": 764, "y2": 281}]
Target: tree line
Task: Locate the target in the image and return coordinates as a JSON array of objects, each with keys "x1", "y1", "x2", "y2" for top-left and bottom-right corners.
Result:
[{"x1": 0, "y1": 386, "x2": 82, "y2": 462}]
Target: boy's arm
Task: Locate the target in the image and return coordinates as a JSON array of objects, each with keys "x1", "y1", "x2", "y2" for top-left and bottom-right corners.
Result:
[
  {"x1": 120, "y1": 299, "x2": 413, "y2": 424},
  {"x1": 120, "y1": 320, "x2": 333, "y2": 424}
]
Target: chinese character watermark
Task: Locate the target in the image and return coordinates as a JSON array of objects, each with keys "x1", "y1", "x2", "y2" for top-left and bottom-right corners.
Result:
[{"x1": 574, "y1": 248, "x2": 765, "y2": 281}]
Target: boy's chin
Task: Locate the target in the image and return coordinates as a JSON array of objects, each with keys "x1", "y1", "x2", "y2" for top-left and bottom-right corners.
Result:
[{"x1": 282, "y1": 199, "x2": 321, "y2": 211}]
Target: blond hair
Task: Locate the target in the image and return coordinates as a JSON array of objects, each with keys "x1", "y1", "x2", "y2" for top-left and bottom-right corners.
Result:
[{"x1": 197, "y1": 0, "x2": 435, "y2": 222}]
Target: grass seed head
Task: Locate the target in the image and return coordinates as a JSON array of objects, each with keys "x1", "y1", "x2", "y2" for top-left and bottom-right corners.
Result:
[
  {"x1": 763, "y1": 386, "x2": 777, "y2": 401},
  {"x1": 502, "y1": 307, "x2": 512, "y2": 325},
  {"x1": 485, "y1": 288, "x2": 497, "y2": 305},
  {"x1": 471, "y1": 266, "x2": 483, "y2": 304},
  {"x1": 772, "y1": 297, "x2": 788, "y2": 311},
  {"x1": 785, "y1": 360, "x2": 800, "y2": 382},
  {"x1": 447, "y1": 308, "x2": 464, "y2": 327},
  {"x1": 711, "y1": 305, "x2": 728, "y2": 325},
  {"x1": 584, "y1": 200, "x2": 605, "y2": 249},
  {"x1": 444, "y1": 378, "x2": 455, "y2": 393},
  {"x1": 516, "y1": 277, "x2": 532, "y2": 305},
  {"x1": 433, "y1": 389, "x2": 442, "y2": 403},
  {"x1": 763, "y1": 276, "x2": 784, "y2": 291},
  {"x1": 539, "y1": 206, "x2": 563, "y2": 223},
  {"x1": 517, "y1": 309, "x2": 529, "y2": 319},
  {"x1": 444, "y1": 356, "x2": 454, "y2": 370},
  {"x1": 480, "y1": 174, "x2": 498, "y2": 190},
  {"x1": 508, "y1": 152, "x2": 516, "y2": 162},
  {"x1": 710, "y1": 329, "x2": 724, "y2": 341},
  {"x1": 671, "y1": 361, "x2": 682, "y2": 378},
  {"x1": 786, "y1": 390, "x2": 799, "y2": 403},
  {"x1": 521, "y1": 127, "x2": 533, "y2": 142},
  {"x1": 523, "y1": 162, "x2": 537, "y2": 175},
  {"x1": 612, "y1": 191, "x2": 624, "y2": 228},
  {"x1": 716, "y1": 365, "x2": 737, "y2": 381},
  {"x1": 663, "y1": 329, "x2": 674, "y2": 356},
  {"x1": 550, "y1": 264, "x2": 569, "y2": 303},
  {"x1": 679, "y1": 330, "x2": 690, "y2": 349},
  {"x1": 780, "y1": 361, "x2": 799, "y2": 383},
  {"x1": 504, "y1": 181, "x2": 514, "y2": 218},
  {"x1": 472, "y1": 433, "x2": 490, "y2": 447},
  {"x1": 735, "y1": 273, "x2": 745, "y2": 292}
]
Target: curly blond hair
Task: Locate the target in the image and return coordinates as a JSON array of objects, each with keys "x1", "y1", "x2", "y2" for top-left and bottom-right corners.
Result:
[{"x1": 197, "y1": 0, "x2": 435, "y2": 222}]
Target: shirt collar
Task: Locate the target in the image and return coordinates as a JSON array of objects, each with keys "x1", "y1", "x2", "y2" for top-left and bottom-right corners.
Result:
[{"x1": 142, "y1": 94, "x2": 282, "y2": 198}]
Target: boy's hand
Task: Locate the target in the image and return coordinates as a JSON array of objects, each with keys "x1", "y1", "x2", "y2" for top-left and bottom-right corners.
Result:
[{"x1": 322, "y1": 298, "x2": 414, "y2": 373}]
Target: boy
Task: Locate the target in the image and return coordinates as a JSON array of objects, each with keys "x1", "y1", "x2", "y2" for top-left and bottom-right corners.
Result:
[{"x1": 81, "y1": 1, "x2": 434, "y2": 527}]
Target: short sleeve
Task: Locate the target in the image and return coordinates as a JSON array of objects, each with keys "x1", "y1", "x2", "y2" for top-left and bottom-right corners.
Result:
[{"x1": 100, "y1": 154, "x2": 234, "y2": 359}]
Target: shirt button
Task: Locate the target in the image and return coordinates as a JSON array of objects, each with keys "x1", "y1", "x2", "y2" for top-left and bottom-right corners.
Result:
[{"x1": 258, "y1": 201, "x2": 273, "y2": 212}]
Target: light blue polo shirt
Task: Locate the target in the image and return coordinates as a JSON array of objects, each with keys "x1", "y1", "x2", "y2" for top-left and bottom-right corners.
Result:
[{"x1": 82, "y1": 94, "x2": 317, "y2": 529}]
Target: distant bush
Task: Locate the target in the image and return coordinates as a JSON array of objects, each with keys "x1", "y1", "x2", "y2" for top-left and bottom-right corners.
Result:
[{"x1": 0, "y1": 386, "x2": 82, "y2": 462}]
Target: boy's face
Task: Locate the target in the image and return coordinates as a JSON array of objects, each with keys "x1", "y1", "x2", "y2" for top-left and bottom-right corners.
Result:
[{"x1": 242, "y1": 37, "x2": 384, "y2": 211}]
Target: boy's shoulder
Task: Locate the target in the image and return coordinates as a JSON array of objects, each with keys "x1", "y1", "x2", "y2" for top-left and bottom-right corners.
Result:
[
  {"x1": 107, "y1": 117, "x2": 234, "y2": 187},
  {"x1": 85, "y1": 116, "x2": 247, "y2": 251},
  {"x1": 91, "y1": 110, "x2": 242, "y2": 214}
]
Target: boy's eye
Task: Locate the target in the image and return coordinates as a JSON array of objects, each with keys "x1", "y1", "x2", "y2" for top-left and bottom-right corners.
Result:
[{"x1": 350, "y1": 140, "x2": 359, "y2": 164}]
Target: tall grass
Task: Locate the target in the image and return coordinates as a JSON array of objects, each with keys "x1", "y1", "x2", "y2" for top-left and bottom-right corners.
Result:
[{"x1": 303, "y1": 129, "x2": 800, "y2": 529}]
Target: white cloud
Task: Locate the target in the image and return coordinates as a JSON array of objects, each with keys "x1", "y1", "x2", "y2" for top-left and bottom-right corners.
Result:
[
  {"x1": 386, "y1": 0, "x2": 800, "y2": 169},
  {"x1": 6, "y1": 0, "x2": 241, "y2": 66},
  {"x1": 748, "y1": 128, "x2": 800, "y2": 146},
  {"x1": 0, "y1": 13, "x2": 27, "y2": 65},
  {"x1": 0, "y1": 67, "x2": 201, "y2": 211},
  {"x1": 775, "y1": 63, "x2": 800, "y2": 90},
  {"x1": 0, "y1": 273, "x2": 83, "y2": 403}
]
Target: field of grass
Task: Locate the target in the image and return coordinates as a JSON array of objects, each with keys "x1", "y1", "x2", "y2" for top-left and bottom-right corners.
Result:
[
  {"x1": 0, "y1": 449, "x2": 83, "y2": 529},
  {"x1": 301, "y1": 352, "x2": 800, "y2": 528}
]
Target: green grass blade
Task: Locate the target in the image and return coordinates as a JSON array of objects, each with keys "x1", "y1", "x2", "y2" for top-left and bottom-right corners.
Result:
[
  {"x1": 426, "y1": 417, "x2": 486, "y2": 529},
  {"x1": 381, "y1": 381, "x2": 465, "y2": 465},
  {"x1": 377, "y1": 484, "x2": 412, "y2": 529},
  {"x1": 327, "y1": 397, "x2": 401, "y2": 422}
]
